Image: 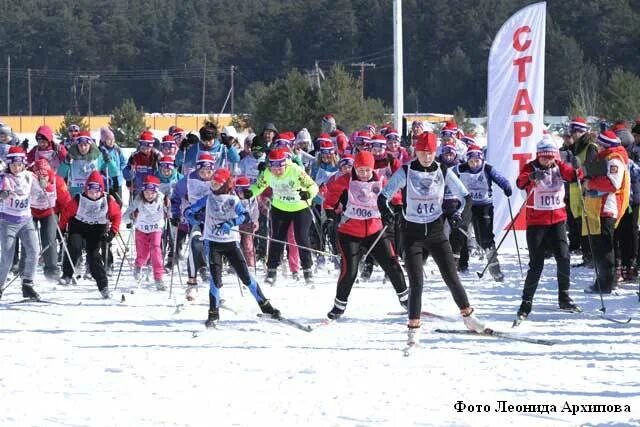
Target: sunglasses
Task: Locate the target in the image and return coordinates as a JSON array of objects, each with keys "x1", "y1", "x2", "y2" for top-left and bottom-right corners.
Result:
[
  {"x1": 86, "y1": 183, "x2": 102, "y2": 191},
  {"x1": 160, "y1": 162, "x2": 175, "y2": 169},
  {"x1": 161, "y1": 143, "x2": 176, "y2": 150},
  {"x1": 76, "y1": 136, "x2": 93, "y2": 145},
  {"x1": 197, "y1": 161, "x2": 214, "y2": 170},
  {"x1": 8, "y1": 157, "x2": 26, "y2": 164},
  {"x1": 269, "y1": 159, "x2": 286, "y2": 168},
  {"x1": 143, "y1": 184, "x2": 159, "y2": 192}
]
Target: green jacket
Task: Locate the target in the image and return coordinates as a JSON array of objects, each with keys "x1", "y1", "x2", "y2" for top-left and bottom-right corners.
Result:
[
  {"x1": 250, "y1": 161, "x2": 319, "y2": 212},
  {"x1": 57, "y1": 143, "x2": 119, "y2": 196}
]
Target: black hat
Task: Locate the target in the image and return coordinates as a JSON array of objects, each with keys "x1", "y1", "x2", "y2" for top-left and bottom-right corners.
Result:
[{"x1": 262, "y1": 122, "x2": 278, "y2": 134}]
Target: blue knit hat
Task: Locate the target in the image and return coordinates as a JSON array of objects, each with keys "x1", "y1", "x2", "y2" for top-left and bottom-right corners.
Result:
[
  {"x1": 536, "y1": 136, "x2": 558, "y2": 158},
  {"x1": 597, "y1": 130, "x2": 621, "y2": 148}
]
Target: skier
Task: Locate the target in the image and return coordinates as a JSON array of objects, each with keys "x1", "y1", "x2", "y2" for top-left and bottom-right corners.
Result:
[
  {"x1": 455, "y1": 145, "x2": 513, "y2": 280},
  {"x1": 170, "y1": 152, "x2": 216, "y2": 300},
  {"x1": 377, "y1": 132, "x2": 486, "y2": 347},
  {"x1": 98, "y1": 127, "x2": 127, "y2": 206},
  {"x1": 324, "y1": 151, "x2": 409, "y2": 319},
  {"x1": 514, "y1": 137, "x2": 583, "y2": 322},
  {"x1": 582, "y1": 130, "x2": 630, "y2": 294},
  {"x1": 155, "y1": 156, "x2": 184, "y2": 272},
  {"x1": 245, "y1": 148, "x2": 319, "y2": 285},
  {"x1": 184, "y1": 168, "x2": 280, "y2": 328},
  {"x1": 235, "y1": 176, "x2": 260, "y2": 269},
  {"x1": 123, "y1": 131, "x2": 161, "y2": 197},
  {"x1": 58, "y1": 171, "x2": 122, "y2": 298},
  {"x1": 177, "y1": 125, "x2": 239, "y2": 174},
  {"x1": 29, "y1": 159, "x2": 73, "y2": 280},
  {"x1": 26, "y1": 125, "x2": 67, "y2": 171},
  {"x1": 0, "y1": 147, "x2": 41, "y2": 301},
  {"x1": 123, "y1": 175, "x2": 168, "y2": 290}
]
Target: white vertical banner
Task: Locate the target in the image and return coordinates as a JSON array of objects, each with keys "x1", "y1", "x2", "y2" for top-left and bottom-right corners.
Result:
[{"x1": 486, "y1": 2, "x2": 546, "y2": 244}]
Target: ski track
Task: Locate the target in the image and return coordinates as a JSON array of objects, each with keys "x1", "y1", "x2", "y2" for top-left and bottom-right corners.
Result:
[{"x1": 1, "y1": 245, "x2": 638, "y2": 426}]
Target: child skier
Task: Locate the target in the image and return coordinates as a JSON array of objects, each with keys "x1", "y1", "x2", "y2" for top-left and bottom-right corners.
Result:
[
  {"x1": 184, "y1": 168, "x2": 280, "y2": 328},
  {"x1": 124, "y1": 175, "x2": 168, "y2": 290},
  {"x1": 235, "y1": 176, "x2": 260, "y2": 269},
  {"x1": 0, "y1": 147, "x2": 40, "y2": 301}
]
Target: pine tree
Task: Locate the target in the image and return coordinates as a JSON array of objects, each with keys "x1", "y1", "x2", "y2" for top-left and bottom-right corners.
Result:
[{"x1": 109, "y1": 99, "x2": 146, "y2": 148}]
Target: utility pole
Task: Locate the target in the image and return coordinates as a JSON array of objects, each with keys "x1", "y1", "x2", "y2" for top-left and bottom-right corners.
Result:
[
  {"x1": 27, "y1": 68, "x2": 32, "y2": 115},
  {"x1": 350, "y1": 62, "x2": 376, "y2": 100},
  {"x1": 6, "y1": 56, "x2": 10, "y2": 115},
  {"x1": 315, "y1": 60, "x2": 321, "y2": 93},
  {"x1": 79, "y1": 74, "x2": 100, "y2": 116},
  {"x1": 393, "y1": 0, "x2": 404, "y2": 133},
  {"x1": 230, "y1": 65, "x2": 235, "y2": 115},
  {"x1": 201, "y1": 53, "x2": 207, "y2": 114}
]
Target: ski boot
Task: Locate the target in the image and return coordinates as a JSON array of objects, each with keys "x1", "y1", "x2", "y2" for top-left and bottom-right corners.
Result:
[
  {"x1": 514, "y1": 300, "x2": 532, "y2": 326},
  {"x1": 57, "y1": 276, "x2": 77, "y2": 286},
  {"x1": 303, "y1": 269, "x2": 313, "y2": 286},
  {"x1": 21, "y1": 282, "x2": 40, "y2": 301},
  {"x1": 397, "y1": 290, "x2": 409, "y2": 311},
  {"x1": 265, "y1": 268, "x2": 277, "y2": 285},
  {"x1": 615, "y1": 264, "x2": 624, "y2": 283},
  {"x1": 486, "y1": 247, "x2": 504, "y2": 282},
  {"x1": 99, "y1": 287, "x2": 111, "y2": 299},
  {"x1": 291, "y1": 271, "x2": 300, "y2": 282},
  {"x1": 584, "y1": 281, "x2": 612, "y2": 294},
  {"x1": 43, "y1": 269, "x2": 62, "y2": 281},
  {"x1": 198, "y1": 266, "x2": 209, "y2": 282},
  {"x1": 186, "y1": 283, "x2": 198, "y2": 301},
  {"x1": 155, "y1": 280, "x2": 167, "y2": 291},
  {"x1": 461, "y1": 307, "x2": 486, "y2": 332},
  {"x1": 204, "y1": 308, "x2": 219, "y2": 328},
  {"x1": 407, "y1": 325, "x2": 421, "y2": 346},
  {"x1": 623, "y1": 265, "x2": 638, "y2": 282},
  {"x1": 259, "y1": 299, "x2": 281, "y2": 318},
  {"x1": 327, "y1": 298, "x2": 347, "y2": 320},
  {"x1": 558, "y1": 296, "x2": 582, "y2": 312},
  {"x1": 133, "y1": 266, "x2": 142, "y2": 282}
]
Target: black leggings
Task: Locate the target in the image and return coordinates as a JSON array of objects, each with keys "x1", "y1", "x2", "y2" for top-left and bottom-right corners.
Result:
[
  {"x1": 521, "y1": 222, "x2": 571, "y2": 302},
  {"x1": 267, "y1": 206, "x2": 313, "y2": 270},
  {"x1": 335, "y1": 231, "x2": 407, "y2": 302},
  {"x1": 402, "y1": 218, "x2": 470, "y2": 320}
]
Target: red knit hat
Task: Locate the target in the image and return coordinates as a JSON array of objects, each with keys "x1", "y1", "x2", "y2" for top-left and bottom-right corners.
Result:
[
  {"x1": 319, "y1": 140, "x2": 335, "y2": 154},
  {"x1": 143, "y1": 175, "x2": 161, "y2": 191},
  {"x1": 159, "y1": 156, "x2": 175, "y2": 169},
  {"x1": 212, "y1": 168, "x2": 231, "y2": 185},
  {"x1": 75, "y1": 131, "x2": 94, "y2": 145},
  {"x1": 385, "y1": 129, "x2": 400, "y2": 141},
  {"x1": 7, "y1": 146, "x2": 26, "y2": 163},
  {"x1": 196, "y1": 152, "x2": 215, "y2": 170},
  {"x1": 268, "y1": 148, "x2": 288, "y2": 167},
  {"x1": 317, "y1": 133, "x2": 332, "y2": 144},
  {"x1": 235, "y1": 176, "x2": 251, "y2": 187},
  {"x1": 354, "y1": 151, "x2": 375, "y2": 169},
  {"x1": 85, "y1": 171, "x2": 104, "y2": 192},
  {"x1": 139, "y1": 131, "x2": 155, "y2": 147},
  {"x1": 369, "y1": 134, "x2": 387, "y2": 148},
  {"x1": 414, "y1": 133, "x2": 437, "y2": 152},
  {"x1": 339, "y1": 154, "x2": 354, "y2": 167},
  {"x1": 466, "y1": 145, "x2": 484, "y2": 160},
  {"x1": 569, "y1": 117, "x2": 589, "y2": 133},
  {"x1": 597, "y1": 130, "x2": 621, "y2": 148}
]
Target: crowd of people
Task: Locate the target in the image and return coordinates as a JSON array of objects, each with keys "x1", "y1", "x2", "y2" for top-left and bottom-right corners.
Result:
[{"x1": 0, "y1": 114, "x2": 635, "y2": 344}]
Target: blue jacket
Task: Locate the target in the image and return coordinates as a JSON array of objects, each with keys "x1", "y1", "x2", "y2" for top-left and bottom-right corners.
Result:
[
  {"x1": 176, "y1": 141, "x2": 240, "y2": 174},
  {"x1": 99, "y1": 143, "x2": 127, "y2": 187}
]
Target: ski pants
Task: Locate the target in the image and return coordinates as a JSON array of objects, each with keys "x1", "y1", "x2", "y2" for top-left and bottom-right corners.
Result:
[
  {"x1": 521, "y1": 222, "x2": 571, "y2": 302},
  {"x1": 239, "y1": 222, "x2": 258, "y2": 268},
  {"x1": 135, "y1": 230, "x2": 164, "y2": 281},
  {"x1": 590, "y1": 217, "x2": 616, "y2": 292},
  {"x1": 63, "y1": 222, "x2": 109, "y2": 291},
  {"x1": 335, "y1": 230, "x2": 407, "y2": 303},
  {"x1": 18, "y1": 215, "x2": 59, "y2": 276},
  {"x1": 402, "y1": 217, "x2": 470, "y2": 320},
  {"x1": 286, "y1": 223, "x2": 300, "y2": 273},
  {"x1": 0, "y1": 219, "x2": 38, "y2": 285},
  {"x1": 267, "y1": 206, "x2": 313, "y2": 271},
  {"x1": 187, "y1": 227, "x2": 207, "y2": 281},
  {"x1": 471, "y1": 204, "x2": 496, "y2": 249},
  {"x1": 614, "y1": 204, "x2": 639, "y2": 268},
  {"x1": 204, "y1": 240, "x2": 267, "y2": 310}
]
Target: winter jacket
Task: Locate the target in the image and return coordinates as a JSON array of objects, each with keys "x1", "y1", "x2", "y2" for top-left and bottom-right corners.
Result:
[
  {"x1": 30, "y1": 172, "x2": 72, "y2": 220},
  {"x1": 585, "y1": 146, "x2": 630, "y2": 222},
  {"x1": 56, "y1": 143, "x2": 119, "y2": 196},
  {"x1": 27, "y1": 142, "x2": 67, "y2": 171},
  {"x1": 250, "y1": 161, "x2": 318, "y2": 212},
  {"x1": 516, "y1": 159, "x2": 580, "y2": 227},
  {"x1": 59, "y1": 193, "x2": 121, "y2": 234},
  {"x1": 454, "y1": 162, "x2": 512, "y2": 206},
  {"x1": 123, "y1": 149, "x2": 161, "y2": 192},
  {"x1": 99, "y1": 143, "x2": 127, "y2": 187},
  {"x1": 176, "y1": 141, "x2": 240, "y2": 175}
]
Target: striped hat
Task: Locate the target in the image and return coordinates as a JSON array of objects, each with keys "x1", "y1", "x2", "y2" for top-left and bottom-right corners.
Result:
[
  {"x1": 597, "y1": 130, "x2": 621, "y2": 148},
  {"x1": 6, "y1": 146, "x2": 26, "y2": 163},
  {"x1": 143, "y1": 175, "x2": 160, "y2": 192},
  {"x1": 466, "y1": 145, "x2": 484, "y2": 160},
  {"x1": 536, "y1": 136, "x2": 559, "y2": 158},
  {"x1": 369, "y1": 134, "x2": 387, "y2": 149},
  {"x1": 196, "y1": 152, "x2": 215, "y2": 170},
  {"x1": 461, "y1": 135, "x2": 476, "y2": 146},
  {"x1": 339, "y1": 154, "x2": 354, "y2": 167},
  {"x1": 569, "y1": 117, "x2": 589, "y2": 133},
  {"x1": 139, "y1": 131, "x2": 155, "y2": 147}
]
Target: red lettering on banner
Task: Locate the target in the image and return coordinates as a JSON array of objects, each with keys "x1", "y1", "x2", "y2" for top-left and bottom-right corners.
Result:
[
  {"x1": 513, "y1": 153, "x2": 532, "y2": 172},
  {"x1": 511, "y1": 89, "x2": 534, "y2": 115},
  {"x1": 513, "y1": 121, "x2": 533, "y2": 148},
  {"x1": 513, "y1": 56, "x2": 532, "y2": 82},
  {"x1": 512, "y1": 26, "x2": 532, "y2": 51}
]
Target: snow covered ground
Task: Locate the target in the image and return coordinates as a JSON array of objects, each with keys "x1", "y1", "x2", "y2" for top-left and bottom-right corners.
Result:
[{"x1": 1, "y1": 238, "x2": 638, "y2": 427}]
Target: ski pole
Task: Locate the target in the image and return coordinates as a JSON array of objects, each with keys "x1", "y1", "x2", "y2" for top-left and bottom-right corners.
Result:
[
  {"x1": 358, "y1": 225, "x2": 388, "y2": 269},
  {"x1": 114, "y1": 228, "x2": 133, "y2": 291},
  {"x1": 168, "y1": 222, "x2": 182, "y2": 299},
  {"x1": 235, "y1": 228, "x2": 339, "y2": 258},
  {"x1": 477, "y1": 186, "x2": 533, "y2": 279},
  {"x1": 507, "y1": 197, "x2": 524, "y2": 278}
]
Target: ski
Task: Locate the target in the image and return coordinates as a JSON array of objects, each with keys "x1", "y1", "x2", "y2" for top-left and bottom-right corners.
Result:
[
  {"x1": 512, "y1": 315, "x2": 527, "y2": 328},
  {"x1": 3, "y1": 298, "x2": 76, "y2": 306},
  {"x1": 387, "y1": 310, "x2": 454, "y2": 321},
  {"x1": 257, "y1": 313, "x2": 312, "y2": 332},
  {"x1": 435, "y1": 328, "x2": 554, "y2": 346},
  {"x1": 402, "y1": 343, "x2": 417, "y2": 357},
  {"x1": 539, "y1": 307, "x2": 631, "y2": 324}
]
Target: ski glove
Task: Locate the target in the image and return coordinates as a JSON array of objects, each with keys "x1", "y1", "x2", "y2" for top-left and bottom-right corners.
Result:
[
  {"x1": 170, "y1": 217, "x2": 179, "y2": 227},
  {"x1": 449, "y1": 213, "x2": 463, "y2": 229},
  {"x1": 220, "y1": 221, "x2": 234, "y2": 234},
  {"x1": 103, "y1": 230, "x2": 116, "y2": 243},
  {"x1": 529, "y1": 169, "x2": 546, "y2": 181},
  {"x1": 243, "y1": 189, "x2": 253, "y2": 199},
  {"x1": 257, "y1": 162, "x2": 266, "y2": 173},
  {"x1": 99, "y1": 146, "x2": 111, "y2": 163},
  {"x1": 299, "y1": 190, "x2": 311, "y2": 201},
  {"x1": 504, "y1": 186, "x2": 512, "y2": 197}
]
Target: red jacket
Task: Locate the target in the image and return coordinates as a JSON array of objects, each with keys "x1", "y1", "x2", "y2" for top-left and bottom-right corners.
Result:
[
  {"x1": 31, "y1": 173, "x2": 72, "y2": 219},
  {"x1": 324, "y1": 170, "x2": 385, "y2": 238},
  {"x1": 516, "y1": 159, "x2": 581, "y2": 226},
  {"x1": 59, "y1": 193, "x2": 122, "y2": 234},
  {"x1": 27, "y1": 142, "x2": 67, "y2": 167},
  {"x1": 374, "y1": 155, "x2": 402, "y2": 206}
]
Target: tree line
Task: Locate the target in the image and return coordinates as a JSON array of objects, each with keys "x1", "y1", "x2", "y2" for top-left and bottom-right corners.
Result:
[{"x1": 0, "y1": 0, "x2": 639, "y2": 120}]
